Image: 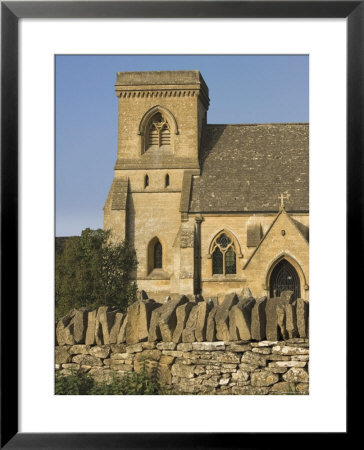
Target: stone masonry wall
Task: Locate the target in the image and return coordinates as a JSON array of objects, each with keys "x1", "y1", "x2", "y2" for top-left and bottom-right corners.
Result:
[
  {"x1": 55, "y1": 339, "x2": 309, "y2": 395},
  {"x1": 56, "y1": 290, "x2": 309, "y2": 394}
]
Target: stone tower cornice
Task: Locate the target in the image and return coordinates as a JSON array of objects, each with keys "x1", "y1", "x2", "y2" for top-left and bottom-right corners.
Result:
[{"x1": 115, "y1": 70, "x2": 210, "y2": 109}]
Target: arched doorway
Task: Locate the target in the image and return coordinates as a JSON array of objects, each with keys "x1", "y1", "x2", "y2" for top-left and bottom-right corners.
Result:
[{"x1": 269, "y1": 259, "x2": 300, "y2": 300}]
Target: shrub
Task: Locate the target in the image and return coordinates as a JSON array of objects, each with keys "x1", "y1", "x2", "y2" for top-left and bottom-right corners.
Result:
[
  {"x1": 55, "y1": 369, "x2": 94, "y2": 395},
  {"x1": 55, "y1": 228, "x2": 137, "y2": 319}
]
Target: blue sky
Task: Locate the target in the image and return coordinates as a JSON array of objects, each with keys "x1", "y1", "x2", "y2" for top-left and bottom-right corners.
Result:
[{"x1": 56, "y1": 55, "x2": 309, "y2": 236}]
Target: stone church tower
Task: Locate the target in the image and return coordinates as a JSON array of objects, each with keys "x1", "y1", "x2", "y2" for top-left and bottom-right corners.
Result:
[{"x1": 104, "y1": 71, "x2": 309, "y2": 303}]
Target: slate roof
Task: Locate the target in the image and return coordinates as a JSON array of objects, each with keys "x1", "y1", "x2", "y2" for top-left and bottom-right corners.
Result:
[{"x1": 189, "y1": 123, "x2": 309, "y2": 213}]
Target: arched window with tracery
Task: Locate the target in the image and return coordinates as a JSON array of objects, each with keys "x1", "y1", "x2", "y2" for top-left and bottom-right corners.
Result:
[
  {"x1": 211, "y1": 232, "x2": 237, "y2": 275},
  {"x1": 147, "y1": 112, "x2": 171, "y2": 148}
]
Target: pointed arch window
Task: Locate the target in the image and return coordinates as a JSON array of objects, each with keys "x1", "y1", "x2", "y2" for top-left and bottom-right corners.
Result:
[
  {"x1": 211, "y1": 232, "x2": 237, "y2": 275},
  {"x1": 144, "y1": 174, "x2": 149, "y2": 188},
  {"x1": 165, "y1": 174, "x2": 170, "y2": 187},
  {"x1": 148, "y1": 237, "x2": 163, "y2": 273},
  {"x1": 153, "y1": 241, "x2": 162, "y2": 269},
  {"x1": 147, "y1": 112, "x2": 171, "y2": 148}
]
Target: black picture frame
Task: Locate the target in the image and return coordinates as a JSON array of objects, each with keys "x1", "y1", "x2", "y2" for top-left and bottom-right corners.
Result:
[{"x1": 1, "y1": 1, "x2": 357, "y2": 447}]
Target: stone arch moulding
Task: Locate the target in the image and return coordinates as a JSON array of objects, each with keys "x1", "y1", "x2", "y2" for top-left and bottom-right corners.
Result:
[
  {"x1": 207, "y1": 228, "x2": 243, "y2": 259},
  {"x1": 147, "y1": 236, "x2": 165, "y2": 274},
  {"x1": 265, "y1": 252, "x2": 308, "y2": 299},
  {"x1": 138, "y1": 105, "x2": 179, "y2": 137}
]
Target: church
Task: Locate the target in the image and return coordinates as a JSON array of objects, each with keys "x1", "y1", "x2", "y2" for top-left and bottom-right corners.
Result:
[{"x1": 104, "y1": 71, "x2": 309, "y2": 303}]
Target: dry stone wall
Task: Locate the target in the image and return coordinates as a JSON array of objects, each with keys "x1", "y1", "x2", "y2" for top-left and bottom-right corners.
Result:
[
  {"x1": 55, "y1": 290, "x2": 309, "y2": 394},
  {"x1": 55, "y1": 339, "x2": 309, "y2": 394}
]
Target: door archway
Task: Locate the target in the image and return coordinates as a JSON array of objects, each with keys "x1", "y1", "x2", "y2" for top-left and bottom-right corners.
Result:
[{"x1": 269, "y1": 259, "x2": 300, "y2": 300}]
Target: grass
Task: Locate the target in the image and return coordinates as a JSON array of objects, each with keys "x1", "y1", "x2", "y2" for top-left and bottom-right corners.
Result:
[{"x1": 55, "y1": 361, "x2": 172, "y2": 395}]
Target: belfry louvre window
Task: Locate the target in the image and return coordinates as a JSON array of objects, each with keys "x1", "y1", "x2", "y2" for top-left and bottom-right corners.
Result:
[
  {"x1": 211, "y1": 232, "x2": 237, "y2": 275},
  {"x1": 147, "y1": 113, "x2": 171, "y2": 148}
]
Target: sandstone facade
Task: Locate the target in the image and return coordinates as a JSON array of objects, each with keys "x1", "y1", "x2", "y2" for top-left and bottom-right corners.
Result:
[{"x1": 103, "y1": 70, "x2": 309, "y2": 302}]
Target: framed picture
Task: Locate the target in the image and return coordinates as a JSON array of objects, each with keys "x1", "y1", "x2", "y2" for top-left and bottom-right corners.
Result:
[{"x1": 1, "y1": 1, "x2": 357, "y2": 447}]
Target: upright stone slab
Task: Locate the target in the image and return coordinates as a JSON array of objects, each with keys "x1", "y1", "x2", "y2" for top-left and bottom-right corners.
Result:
[
  {"x1": 281, "y1": 291, "x2": 294, "y2": 303},
  {"x1": 285, "y1": 302, "x2": 298, "y2": 339},
  {"x1": 251, "y1": 296, "x2": 267, "y2": 340},
  {"x1": 126, "y1": 300, "x2": 142, "y2": 344},
  {"x1": 94, "y1": 306, "x2": 114, "y2": 345},
  {"x1": 215, "y1": 293, "x2": 239, "y2": 341},
  {"x1": 182, "y1": 303, "x2": 199, "y2": 343},
  {"x1": 206, "y1": 305, "x2": 218, "y2": 342},
  {"x1": 85, "y1": 310, "x2": 97, "y2": 345},
  {"x1": 172, "y1": 302, "x2": 195, "y2": 343},
  {"x1": 265, "y1": 291, "x2": 294, "y2": 341},
  {"x1": 126, "y1": 300, "x2": 141, "y2": 344},
  {"x1": 265, "y1": 299, "x2": 279, "y2": 341},
  {"x1": 94, "y1": 307, "x2": 106, "y2": 345},
  {"x1": 229, "y1": 306, "x2": 240, "y2": 341},
  {"x1": 229, "y1": 297, "x2": 255, "y2": 341},
  {"x1": 276, "y1": 305, "x2": 288, "y2": 340},
  {"x1": 105, "y1": 310, "x2": 121, "y2": 345},
  {"x1": 148, "y1": 307, "x2": 163, "y2": 342},
  {"x1": 195, "y1": 299, "x2": 212, "y2": 342},
  {"x1": 158, "y1": 295, "x2": 189, "y2": 342},
  {"x1": 109, "y1": 312, "x2": 124, "y2": 344},
  {"x1": 181, "y1": 305, "x2": 199, "y2": 343},
  {"x1": 73, "y1": 308, "x2": 89, "y2": 344},
  {"x1": 126, "y1": 299, "x2": 161, "y2": 344},
  {"x1": 296, "y1": 298, "x2": 309, "y2": 338},
  {"x1": 56, "y1": 309, "x2": 77, "y2": 346},
  {"x1": 117, "y1": 315, "x2": 128, "y2": 343}
]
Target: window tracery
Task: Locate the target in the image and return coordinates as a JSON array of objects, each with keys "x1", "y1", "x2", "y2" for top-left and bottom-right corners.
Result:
[{"x1": 211, "y1": 232, "x2": 237, "y2": 275}]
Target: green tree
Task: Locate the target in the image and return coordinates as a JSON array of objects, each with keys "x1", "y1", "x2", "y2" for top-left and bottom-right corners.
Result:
[{"x1": 55, "y1": 228, "x2": 137, "y2": 319}]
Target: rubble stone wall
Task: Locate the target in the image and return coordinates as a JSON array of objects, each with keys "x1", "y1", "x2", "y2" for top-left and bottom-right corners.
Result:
[
  {"x1": 55, "y1": 339, "x2": 309, "y2": 395},
  {"x1": 55, "y1": 291, "x2": 309, "y2": 395}
]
